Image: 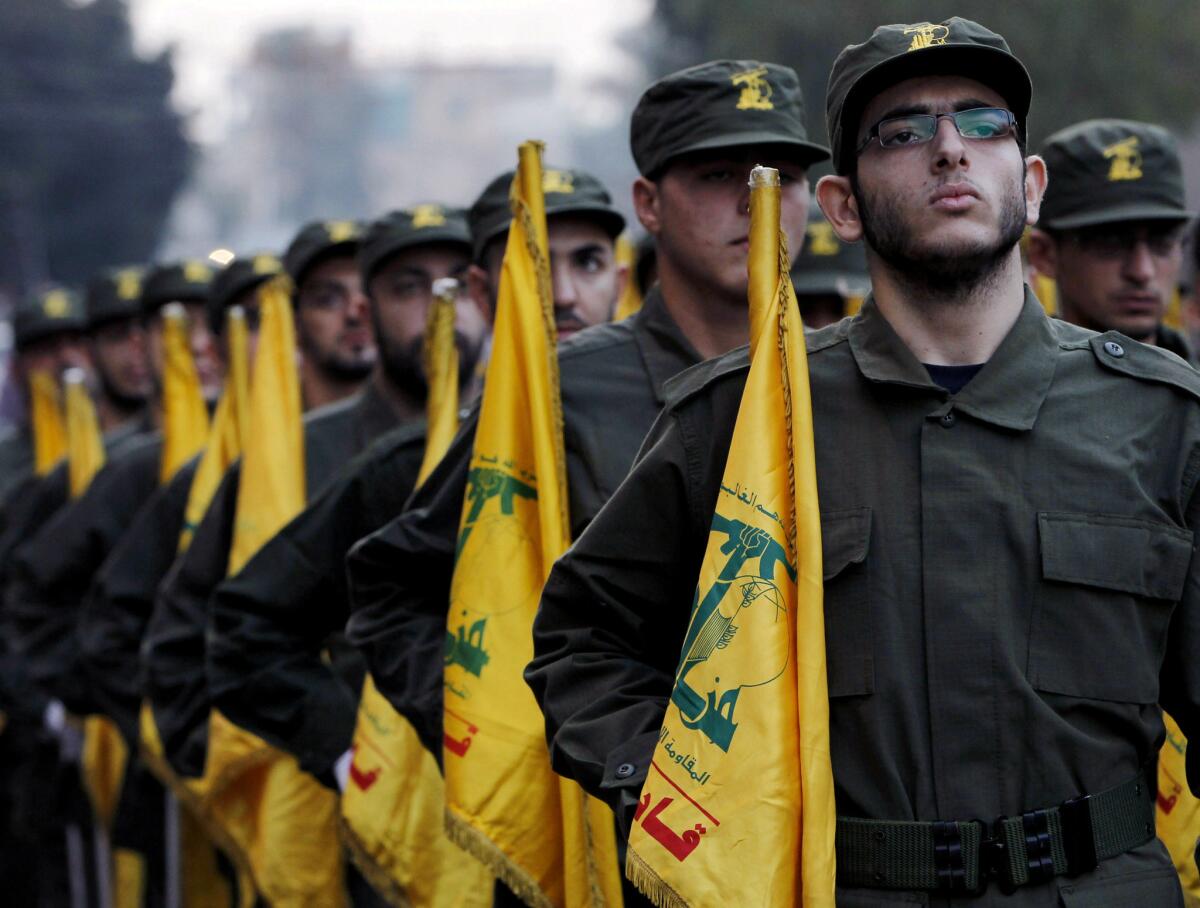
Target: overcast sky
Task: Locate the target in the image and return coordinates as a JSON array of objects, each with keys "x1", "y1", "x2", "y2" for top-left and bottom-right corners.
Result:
[{"x1": 129, "y1": 0, "x2": 652, "y2": 141}]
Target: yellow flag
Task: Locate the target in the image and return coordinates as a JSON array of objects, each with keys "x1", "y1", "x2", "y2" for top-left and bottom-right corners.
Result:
[
  {"x1": 626, "y1": 168, "x2": 836, "y2": 907},
  {"x1": 134, "y1": 306, "x2": 255, "y2": 908},
  {"x1": 613, "y1": 234, "x2": 643, "y2": 321},
  {"x1": 160, "y1": 303, "x2": 211, "y2": 483},
  {"x1": 62, "y1": 364, "x2": 131, "y2": 840},
  {"x1": 29, "y1": 369, "x2": 67, "y2": 474},
  {"x1": 442, "y1": 141, "x2": 622, "y2": 908},
  {"x1": 200, "y1": 275, "x2": 345, "y2": 908},
  {"x1": 1164, "y1": 287, "x2": 1185, "y2": 332},
  {"x1": 178, "y1": 307, "x2": 251, "y2": 551},
  {"x1": 1159, "y1": 714, "x2": 1200, "y2": 903},
  {"x1": 64, "y1": 369, "x2": 106, "y2": 498},
  {"x1": 341, "y1": 279, "x2": 492, "y2": 907},
  {"x1": 418, "y1": 279, "x2": 462, "y2": 484}
]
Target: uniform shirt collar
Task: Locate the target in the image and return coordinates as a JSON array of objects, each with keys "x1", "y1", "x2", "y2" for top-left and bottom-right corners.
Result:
[
  {"x1": 848, "y1": 286, "x2": 1057, "y2": 431},
  {"x1": 631, "y1": 287, "x2": 705, "y2": 403}
]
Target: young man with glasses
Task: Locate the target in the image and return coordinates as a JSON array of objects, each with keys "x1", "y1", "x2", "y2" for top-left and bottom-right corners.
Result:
[
  {"x1": 530, "y1": 18, "x2": 1198, "y2": 904},
  {"x1": 1027, "y1": 119, "x2": 1195, "y2": 363}
]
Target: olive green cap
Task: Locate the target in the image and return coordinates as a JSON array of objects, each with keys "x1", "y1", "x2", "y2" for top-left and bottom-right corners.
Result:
[
  {"x1": 359, "y1": 205, "x2": 471, "y2": 286},
  {"x1": 207, "y1": 253, "x2": 282, "y2": 334},
  {"x1": 140, "y1": 260, "x2": 215, "y2": 315},
  {"x1": 631, "y1": 60, "x2": 828, "y2": 179},
  {"x1": 1037, "y1": 119, "x2": 1192, "y2": 231},
  {"x1": 283, "y1": 219, "x2": 365, "y2": 285},
  {"x1": 468, "y1": 167, "x2": 625, "y2": 262},
  {"x1": 826, "y1": 17, "x2": 1032, "y2": 174},
  {"x1": 13, "y1": 286, "x2": 88, "y2": 350},
  {"x1": 84, "y1": 266, "x2": 144, "y2": 329},
  {"x1": 790, "y1": 204, "x2": 869, "y2": 298}
]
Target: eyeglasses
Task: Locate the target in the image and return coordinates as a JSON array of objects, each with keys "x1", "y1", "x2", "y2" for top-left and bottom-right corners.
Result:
[
  {"x1": 1067, "y1": 225, "x2": 1186, "y2": 260},
  {"x1": 856, "y1": 107, "x2": 1018, "y2": 157}
]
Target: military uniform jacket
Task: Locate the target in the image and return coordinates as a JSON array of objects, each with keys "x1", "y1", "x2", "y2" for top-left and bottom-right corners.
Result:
[
  {"x1": 5, "y1": 420, "x2": 161, "y2": 715},
  {"x1": 206, "y1": 421, "x2": 426, "y2": 784},
  {"x1": 344, "y1": 290, "x2": 702, "y2": 761},
  {"x1": 78, "y1": 456, "x2": 200, "y2": 744},
  {"x1": 0, "y1": 425, "x2": 34, "y2": 502},
  {"x1": 142, "y1": 383, "x2": 400, "y2": 777},
  {"x1": 0, "y1": 416, "x2": 150, "y2": 719},
  {"x1": 527, "y1": 291, "x2": 1200, "y2": 906}
]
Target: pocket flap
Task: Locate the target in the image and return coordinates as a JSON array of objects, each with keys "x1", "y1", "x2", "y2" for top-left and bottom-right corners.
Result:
[
  {"x1": 1039, "y1": 512, "x2": 1194, "y2": 600},
  {"x1": 821, "y1": 508, "x2": 872, "y2": 581}
]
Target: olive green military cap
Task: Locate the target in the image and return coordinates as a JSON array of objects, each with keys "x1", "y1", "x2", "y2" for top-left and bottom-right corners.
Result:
[
  {"x1": 283, "y1": 219, "x2": 365, "y2": 285},
  {"x1": 84, "y1": 266, "x2": 144, "y2": 329},
  {"x1": 631, "y1": 60, "x2": 828, "y2": 178},
  {"x1": 826, "y1": 17, "x2": 1032, "y2": 174},
  {"x1": 791, "y1": 204, "x2": 869, "y2": 298},
  {"x1": 13, "y1": 286, "x2": 88, "y2": 350},
  {"x1": 140, "y1": 260, "x2": 216, "y2": 315},
  {"x1": 359, "y1": 205, "x2": 471, "y2": 286},
  {"x1": 207, "y1": 253, "x2": 282, "y2": 334},
  {"x1": 1038, "y1": 119, "x2": 1192, "y2": 231},
  {"x1": 468, "y1": 167, "x2": 625, "y2": 262}
]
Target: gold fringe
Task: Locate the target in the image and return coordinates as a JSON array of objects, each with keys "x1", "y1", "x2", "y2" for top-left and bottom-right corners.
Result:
[
  {"x1": 624, "y1": 848, "x2": 689, "y2": 908},
  {"x1": 444, "y1": 809, "x2": 554, "y2": 908},
  {"x1": 337, "y1": 815, "x2": 414, "y2": 908}
]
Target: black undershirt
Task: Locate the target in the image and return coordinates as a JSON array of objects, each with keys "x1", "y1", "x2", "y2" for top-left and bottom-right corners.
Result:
[{"x1": 924, "y1": 362, "x2": 985, "y2": 395}]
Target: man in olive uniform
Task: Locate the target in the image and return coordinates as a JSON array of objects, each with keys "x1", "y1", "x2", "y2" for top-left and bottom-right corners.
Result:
[
  {"x1": 1027, "y1": 119, "x2": 1195, "y2": 363},
  {"x1": 529, "y1": 19, "x2": 1198, "y2": 905},
  {"x1": 204, "y1": 206, "x2": 481, "y2": 794},
  {"x1": 344, "y1": 62, "x2": 824, "y2": 907},
  {"x1": 791, "y1": 202, "x2": 871, "y2": 328},
  {"x1": 0, "y1": 287, "x2": 92, "y2": 498}
]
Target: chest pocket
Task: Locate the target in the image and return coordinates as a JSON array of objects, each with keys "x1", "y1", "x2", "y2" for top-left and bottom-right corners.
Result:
[
  {"x1": 822, "y1": 507, "x2": 873, "y2": 698},
  {"x1": 1030, "y1": 512, "x2": 1193, "y2": 704}
]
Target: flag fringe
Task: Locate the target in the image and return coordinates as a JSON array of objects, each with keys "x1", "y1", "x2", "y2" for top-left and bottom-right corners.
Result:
[
  {"x1": 624, "y1": 848, "x2": 690, "y2": 908},
  {"x1": 444, "y1": 808, "x2": 554, "y2": 908},
  {"x1": 337, "y1": 815, "x2": 414, "y2": 908}
]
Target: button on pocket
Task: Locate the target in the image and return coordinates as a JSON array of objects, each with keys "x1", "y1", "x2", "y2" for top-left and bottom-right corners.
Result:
[{"x1": 821, "y1": 507, "x2": 874, "y2": 698}]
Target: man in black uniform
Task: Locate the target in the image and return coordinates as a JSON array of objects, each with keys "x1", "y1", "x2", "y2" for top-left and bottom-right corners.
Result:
[
  {"x1": 0, "y1": 287, "x2": 93, "y2": 498},
  {"x1": 1027, "y1": 119, "x2": 1195, "y2": 363},
  {"x1": 5, "y1": 260, "x2": 219, "y2": 718},
  {"x1": 343, "y1": 61, "x2": 824, "y2": 906},
  {"x1": 82, "y1": 266, "x2": 156, "y2": 434},
  {"x1": 528, "y1": 18, "x2": 1198, "y2": 905},
  {"x1": 78, "y1": 253, "x2": 283, "y2": 748},
  {"x1": 204, "y1": 206, "x2": 482, "y2": 792}
]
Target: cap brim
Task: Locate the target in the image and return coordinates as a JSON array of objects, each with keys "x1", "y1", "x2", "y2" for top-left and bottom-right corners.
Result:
[
  {"x1": 365, "y1": 229, "x2": 472, "y2": 281},
  {"x1": 664, "y1": 131, "x2": 830, "y2": 172},
  {"x1": 476, "y1": 204, "x2": 626, "y2": 261},
  {"x1": 839, "y1": 44, "x2": 1032, "y2": 172},
  {"x1": 1040, "y1": 202, "x2": 1194, "y2": 231}
]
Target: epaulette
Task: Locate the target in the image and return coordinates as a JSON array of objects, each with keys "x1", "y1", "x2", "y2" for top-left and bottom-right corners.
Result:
[
  {"x1": 662, "y1": 344, "x2": 750, "y2": 409},
  {"x1": 1087, "y1": 330, "x2": 1200, "y2": 403}
]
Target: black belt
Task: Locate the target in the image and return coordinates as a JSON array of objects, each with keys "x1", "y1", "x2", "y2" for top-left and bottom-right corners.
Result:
[{"x1": 836, "y1": 766, "x2": 1156, "y2": 896}]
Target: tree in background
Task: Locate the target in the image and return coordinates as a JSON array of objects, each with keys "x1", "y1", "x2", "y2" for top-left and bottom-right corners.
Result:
[
  {"x1": 0, "y1": 0, "x2": 190, "y2": 298},
  {"x1": 647, "y1": 0, "x2": 1200, "y2": 165}
]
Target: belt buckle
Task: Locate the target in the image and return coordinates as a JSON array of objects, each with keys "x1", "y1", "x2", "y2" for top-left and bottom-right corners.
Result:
[
  {"x1": 976, "y1": 820, "x2": 1016, "y2": 897},
  {"x1": 1059, "y1": 793, "x2": 1098, "y2": 877}
]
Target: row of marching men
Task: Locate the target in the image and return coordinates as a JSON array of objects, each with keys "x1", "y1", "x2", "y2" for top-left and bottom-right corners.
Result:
[
  {"x1": 8, "y1": 47, "x2": 1196, "y2": 908},
  {"x1": 0, "y1": 69, "x2": 874, "y2": 907}
]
